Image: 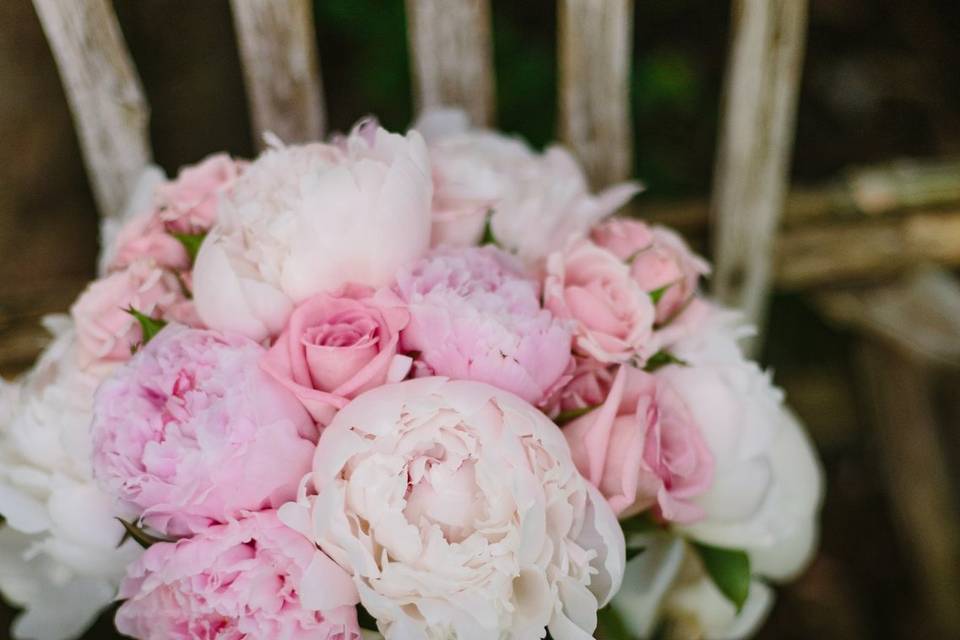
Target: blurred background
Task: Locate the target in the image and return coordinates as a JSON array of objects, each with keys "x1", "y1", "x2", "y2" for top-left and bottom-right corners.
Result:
[{"x1": 2, "y1": 1, "x2": 960, "y2": 639}]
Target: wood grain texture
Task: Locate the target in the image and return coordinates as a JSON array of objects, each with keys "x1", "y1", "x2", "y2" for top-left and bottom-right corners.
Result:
[
  {"x1": 32, "y1": 0, "x2": 152, "y2": 219},
  {"x1": 710, "y1": 0, "x2": 808, "y2": 347},
  {"x1": 857, "y1": 341, "x2": 960, "y2": 637},
  {"x1": 558, "y1": 0, "x2": 634, "y2": 189},
  {"x1": 405, "y1": 0, "x2": 494, "y2": 126},
  {"x1": 230, "y1": 0, "x2": 325, "y2": 147}
]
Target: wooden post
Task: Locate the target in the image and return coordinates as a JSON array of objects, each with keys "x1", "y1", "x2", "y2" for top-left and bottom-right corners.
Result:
[
  {"x1": 710, "y1": 0, "x2": 808, "y2": 350},
  {"x1": 405, "y1": 0, "x2": 495, "y2": 126},
  {"x1": 558, "y1": 0, "x2": 634, "y2": 189},
  {"x1": 230, "y1": 0, "x2": 325, "y2": 146},
  {"x1": 32, "y1": 0, "x2": 152, "y2": 219}
]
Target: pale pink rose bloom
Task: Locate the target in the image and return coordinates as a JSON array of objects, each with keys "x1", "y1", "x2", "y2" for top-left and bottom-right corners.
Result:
[
  {"x1": 70, "y1": 258, "x2": 187, "y2": 366},
  {"x1": 545, "y1": 238, "x2": 657, "y2": 364},
  {"x1": 415, "y1": 108, "x2": 641, "y2": 262},
  {"x1": 542, "y1": 356, "x2": 616, "y2": 418},
  {"x1": 592, "y1": 219, "x2": 710, "y2": 324},
  {"x1": 392, "y1": 246, "x2": 572, "y2": 405},
  {"x1": 193, "y1": 122, "x2": 432, "y2": 342},
  {"x1": 156, "y1": 153, "x2": 243, "y2": 233},
  {"x1": 91, "y1": 325, "x2": 316, "y2": 536},
  {"x1": 116, "y1": 511, "x2": 361, "y2": 640},
  {"x1": 262, "y1": 285, "x2": 412, "y2": 426},
  {"x1": 564, "y1": 365, "x2": 714, "y2": 523},
  {"x1": 279, "y1": 378, "x2": 625, "y2": 640},
  {"x1": 110, "y1": 212, "x2": 190, "y2": 272}
]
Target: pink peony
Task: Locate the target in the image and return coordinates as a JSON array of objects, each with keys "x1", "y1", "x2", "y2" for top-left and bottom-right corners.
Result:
[
  {"x1": 262, "y1": 285, "x2": 412, "y2": 425},
  {"x1": 564, "y1": 365, "x2": 714, "y2": 522},
  {"x1": 115, "y1": 510, "x2": 360, "y2": 640},
  {"x1": 279, "y1": 378, "x2": 625, "y2": 639},
  {"x1": 156, "y1": 153, "x2": 242, "y2": 233},
  {"x1": 392, "y1": 246, "x2": 572, "y2": 405},
  {"x1": 544, "y1": 238, "x2": 657, "y2": 364},
  {"x1": 90, "y1": 325, "x2": 316, "y2": 536},
  {"x1": 71, "y1": 258, "x2": 191, "y2": 366},
  {"x1": 591, "y1": 219, "x2": 709, "y2": 324}
]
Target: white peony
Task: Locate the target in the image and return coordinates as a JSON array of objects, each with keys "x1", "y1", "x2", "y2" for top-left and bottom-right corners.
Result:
[
  {"x1": 0, "y1": 316, "x2": 141, "y2": 640},
  {"x1": 415, "y1": 109, "x2": 640, "y2": 264},
  {"x1": 193, "y1": 120, "x2": 433, "y2": 342},
  {"x1": 281, "y1": 377, "x2": 625, "y2": 640}
]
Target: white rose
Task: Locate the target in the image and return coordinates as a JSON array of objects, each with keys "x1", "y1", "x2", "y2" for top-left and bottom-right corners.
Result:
[
  {"x1": 611, "y1": 534, "x2": 773, "y2": 640},
  {"x1": 193, "y1": 120, "x2": 433, "y2": 341},
  {"x1": 280, "y1": 377, "x2": 625, "y2": 640},
  {"x1": 415, "y1": 109, "x2": 640, "y2": 264},
  {"x1": 0, "y1": 316, "x2": 141, "y2": 640},
  {"x1": 658, "y1": 319, "x2": 824, "y2": 577}
]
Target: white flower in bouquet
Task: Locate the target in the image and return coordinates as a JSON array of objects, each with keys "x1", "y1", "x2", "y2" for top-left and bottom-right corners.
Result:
[
  {"x1": 281, "y1": 377, "x2": 626, "y2": 640},
  {"x1": 415, "y1": 109, "x2": 641, "y2": 264},
  {"x1": 0, "y1": 317, "x2": 141, "y2": 640},
  {"x1": 193, "y1": 120, "x2": 433, "y2": 341}
]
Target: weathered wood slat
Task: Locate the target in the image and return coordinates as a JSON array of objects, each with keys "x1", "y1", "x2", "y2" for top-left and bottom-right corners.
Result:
[
  {"x1": 558, "y1": 0, "x2": 634, "y2": 188},
  {"x1": 405, "y1": 0, "x2": 495, "y2": 126},
  {"x1": 32, "y1": 0, "x2": 152, "y2": 219},
  {"x1": 230, "y1": 0, "x2": 325, "y2": 146},
  {"x1": 710, "y1": 0, "x2": 809, "y2": 346}
]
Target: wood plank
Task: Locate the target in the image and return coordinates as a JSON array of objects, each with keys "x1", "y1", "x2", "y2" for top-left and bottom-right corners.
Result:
[
  {"x1": 32, "y1": 0, "x2": 152, "y2": 219},
  {"x1": 558, "y1": 0, "x2": 634, "y2": 188},
  {"x1": 230, "y1": 0, "x2": 325, "y2": 146},
  {"x1": 856, "y1": 342, "x2": 960, "y2": 637},
  {"x1": 709, "y1": 0, "x2": 809, "y2": 348},
  {"x1": 405, "y1": 0, "x2": 495, "y2": 126}
]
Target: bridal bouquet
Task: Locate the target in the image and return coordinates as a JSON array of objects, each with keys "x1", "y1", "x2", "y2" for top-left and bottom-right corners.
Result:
[{"x1": 0, "y1": 110, "x2": 822, "y2": 640}]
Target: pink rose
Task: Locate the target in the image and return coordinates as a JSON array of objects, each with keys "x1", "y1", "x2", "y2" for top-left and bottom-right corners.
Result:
[
  {"x1": 262, "y1": 285, "x2": 412, "y2": 425},
  {"x1": 393, "y1": 246, "x2": 572, "y2": 405},
  {"x1": 156, "y1": 153, "x2": 242, "y2": 233},
  {"x1": 110, "y1": 212, "x2": 190, "y2": 272},
  {"x1": 592, "y1": 219, "x2": 709, "y2": 324},
  {"x1": 71, "y1": 258, "x2": 190, "y2": 366},
  {"x1": 564, "y1": 365, "x2": 714, "y2": 523},
  {"x1": 545, "y1": 239, "x2": 656, "y2": 364},
  {"x1": 542, "y1": 357, "x2": 616, "y2": 418},
  {"x1": 116, "y1": 511, "x2": 360, "y2": 640},
  {"x1": 91, "y1": 325, "x2": 316, "y2": 536}
]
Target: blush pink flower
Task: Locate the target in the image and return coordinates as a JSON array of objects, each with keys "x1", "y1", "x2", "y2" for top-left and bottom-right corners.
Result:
[
  {"x1": 70, "y1": 258, "x2": 191, "y2": 366},
  {"x1": 115, "y1": 510, "x2": 360, "y2": 640},
  {"x1": 110, "y1": 212, "x2": 191, "y2": 272},
  {"x1": 564, "y1": 365, "x2": 714, "y2": 523},
  {"x1": 156, "y1": 153, "x2": 242, "y2": 233},
  {"x1": 392, "y1": 246, "x2": 572, "y2": 405},
  {"x1": 545, "y1": 239, "x2": 656, "y2": 364},
  {"x1": 542, "y1": 357, "x2": 616, "y2": 418},
  {"x1": 90, "y1": 325, "x2": 316, "y2": 536},
  {"x1": 262, "y1": 285, "x2": 412, "y2": 426},
  {"x1": 591, "y1": 219, "x2": 709, "y2": 324}
]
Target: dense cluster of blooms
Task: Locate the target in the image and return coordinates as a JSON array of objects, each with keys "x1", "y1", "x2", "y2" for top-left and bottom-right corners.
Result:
[{"x1": 0, "y1": 110, "x2": 822, "y2": 640}]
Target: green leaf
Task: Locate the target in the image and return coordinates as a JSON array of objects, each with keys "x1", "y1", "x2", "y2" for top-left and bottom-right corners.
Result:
[
  {"x1": 125, "y1": 307, "x2": 167, "y2": 348},
  {"x1": 596, "y1": 604, "x2": 634, "y2": 640},
  {"x1": 693, "y1": 542, "x2": 751, "y2": 612},
  {"x1": 648, "y1": 285, "x2": 670, "y2": 304},
  {"x1": 554, "y1": 404, "x2": 599, "y2": 427},
  {"x1": 642, "y1": 350, "x2": 687, "y2": 372},
  {"x1": 171, "y1": 231, "x2": 207, "y2": 263},
  {"x1": 625, "y1": 546, "x2": 647, "y2": 562},
  {"x1": 356, "y1": 605, "x2": 378, "y2": 631},
  {"x1": 620, "y1": 511, "x2": 660, "y2": 535},
  {"x1": 116, "y1": 518, "x2": 174, "y2": 549},
  {"x1": 479, "y1": 212, "x2": 500, "y2": 247}
]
